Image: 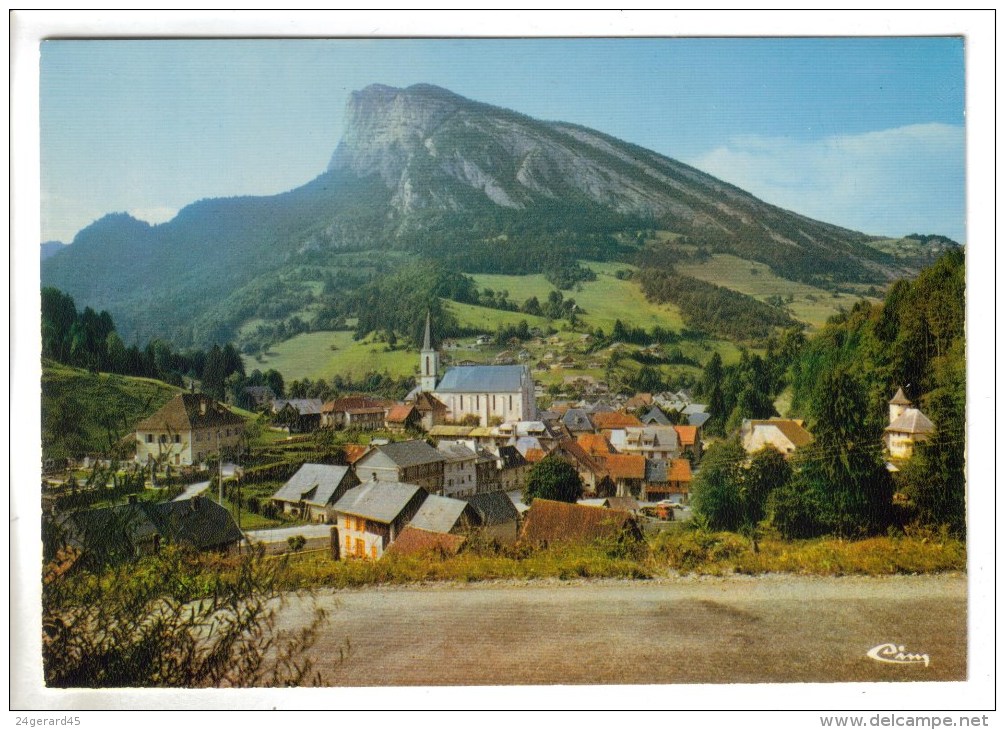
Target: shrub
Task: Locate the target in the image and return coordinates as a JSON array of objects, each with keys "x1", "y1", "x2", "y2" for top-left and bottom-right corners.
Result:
[{"x1": 42, "y1": 547, "x2": 327, "y2": 688}]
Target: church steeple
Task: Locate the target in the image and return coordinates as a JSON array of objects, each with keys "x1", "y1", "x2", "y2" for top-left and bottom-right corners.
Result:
[
  {"x1": 423, "y1": 310, "x2": 433, "y2": 351},
  {"x1": 420, "y1": 310, "x2": 439, "y2": 393}
]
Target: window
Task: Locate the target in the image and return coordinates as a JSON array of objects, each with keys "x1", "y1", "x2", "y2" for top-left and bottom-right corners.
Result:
[
  {"x1": 345, "y1": 534, "x2": 351, "y2": 553},
  {"x1": 344, "y1": 516, "x2": 351, "y2": 530},
  {"x1": 355, "y1": 538, "x2": 365, "y2": 558},
  {"x1": 459, "y1": 395, "x2": 464, "y2": 409},
  {"x1": 146, "y1": 434, "x2": 153, "y2": 443},
  {"x1": 509, "y1": 395, "x2": 513, "y2": 411},
  {"x1": 371, "y1": 545, "x2": 378, "y2": 559},
  {"x1": 174, "y1": 434, "x2": 181, "y2": 444},
  {"x1": 475, "y1": 396, "x2": 479, "y2": 410},
  {"x1": 356, "y1": 516, "x2": 366, "y2": 532}
]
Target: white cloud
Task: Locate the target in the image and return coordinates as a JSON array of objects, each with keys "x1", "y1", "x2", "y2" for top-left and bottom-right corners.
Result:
[
  {"x1": 128, "y1": 206, "x2": 179, "y2": 226},
  {"x1": 686, "y1": 123, "x2": 965, "y2": 242}
]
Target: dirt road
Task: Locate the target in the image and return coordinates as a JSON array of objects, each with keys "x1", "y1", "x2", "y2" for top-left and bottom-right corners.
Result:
[{"x1": 274, "y1": 573, "x2": 966, "y2": 686}]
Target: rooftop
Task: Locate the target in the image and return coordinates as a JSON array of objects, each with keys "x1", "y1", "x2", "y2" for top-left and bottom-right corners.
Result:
[
  {"x1": 334, "y1": 480, "x2": 427, "y2": 523},
  {"x1": 435, "y1": 365, "x2": 528, "y2": 394}
]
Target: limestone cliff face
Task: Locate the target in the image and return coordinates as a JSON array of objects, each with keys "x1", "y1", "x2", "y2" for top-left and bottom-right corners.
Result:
[{"x1": 328, "y1": 83, "x2": 789, "y2": 226}]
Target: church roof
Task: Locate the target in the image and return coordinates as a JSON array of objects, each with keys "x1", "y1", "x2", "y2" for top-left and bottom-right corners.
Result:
[
  {"x1": 889, "y1": 387, "x2": 912, "y2": 406},
  {"x1": 435, "y1": 365, "x2": 527, "y2": 394}
]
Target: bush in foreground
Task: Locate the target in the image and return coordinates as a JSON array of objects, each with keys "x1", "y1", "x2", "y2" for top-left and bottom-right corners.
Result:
[{"x1": 43, "y1": 546, "x2": 327, "y2": 688}]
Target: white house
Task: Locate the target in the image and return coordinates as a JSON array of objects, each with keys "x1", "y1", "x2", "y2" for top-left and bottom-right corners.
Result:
[{"x1": 134, "y1": 393, "x2": 244, "y2": 467}]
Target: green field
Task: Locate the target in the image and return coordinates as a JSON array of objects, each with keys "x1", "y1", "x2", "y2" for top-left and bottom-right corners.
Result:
[
  {"x1": 244, "y1": 331, "x2": 418, "y2": 382},
  {"x1": 470, "y1": 262, "x2": 685, "y2": 333},
  {"x1": 42, "y1": 361, "x2": 184, "y2": 460},
  {"x1": 443, "y1": 299, "x2": 551, "y2": 331},
  {"x1": 676, "y1": 254, "x2": 876, "y2": 330}
]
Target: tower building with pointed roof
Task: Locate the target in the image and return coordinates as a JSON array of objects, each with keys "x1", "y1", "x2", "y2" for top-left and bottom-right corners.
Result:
[
  {"x1": 884, "y1": 387, "x2": 935, "y2": 459},
  {"x1": 419, "y1": 310, "x2": 440, "y2": 394},
  {"x1": 417, "y1": 311, "x2": 537, "y2": 426}
]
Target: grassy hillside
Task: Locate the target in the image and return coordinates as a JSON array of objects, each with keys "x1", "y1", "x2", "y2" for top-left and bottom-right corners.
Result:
[
  {"x1": 42, "y1": 361, "x2": 183, "y2": 461},
  {"x1": 675, "y1": 254, "x2": 878, "y2": 330},
  {"x1": 244, "y1": 331, "x2": 419, "y2": 382},
  {"x1": 470, "y1": 262, "x2": 686, "y2": 333}
]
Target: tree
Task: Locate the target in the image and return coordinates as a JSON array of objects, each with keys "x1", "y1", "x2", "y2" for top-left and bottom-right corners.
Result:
[
  {"x1": 899, "y1": 391, "x2": 965, "y2": 536},
  {"x1": 523, "y1": 457, "x2": 583, "y2": 504},
  {"x1": 691, "y1": 439, "x2": 746, "y2": 532},
  {"x1": 743, "y1": 447, "x2": 791, "y2": 550},
  {"x1": 802, "y1": 368, "x2": 893, "y2": 536}
]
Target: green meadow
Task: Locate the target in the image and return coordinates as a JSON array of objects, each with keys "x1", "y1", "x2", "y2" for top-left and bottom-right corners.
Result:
[
  {"x1": 676, "y1": 254, "x2": 875, "y2": 330},
  {"x1": 470, "y1": 262, "x2": 685, "y2": 333},
  {"x1": 244, "y1": 331, "x2": 418, "y2": 382}
]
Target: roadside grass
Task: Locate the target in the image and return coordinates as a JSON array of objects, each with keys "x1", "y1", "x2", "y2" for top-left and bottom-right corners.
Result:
[
  {"x1": 676, "y1": 254, "x2": 877, "y2": 330},
  {"x1": 54, "y1": 530, "x2": 966, "y2": 607},
  {"x1": 276, "y1": 542, "x2": 652, "y2": 590},
  {"x1": 648, "y1": 529, "x2": 966, "y2": 577},
  {"x1": 266, "y1": 530, "x2": 965, "y2": 591}
]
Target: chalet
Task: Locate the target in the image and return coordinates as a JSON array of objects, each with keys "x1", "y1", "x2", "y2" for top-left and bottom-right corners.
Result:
[
  {"x1": 463, "y1": 490, "x2": 522, "y2": 544},
  {"x1": 519, "y1": 499, "x2": 643, "y2": 546},
  {"x1": 134, "y1": 393, "x2": 244, "y2": 467},
  {"x1": 332, "y1": 478, "x2": 428, "y2": 560},
  {"x1": 610, "y1": 426, "x2": 680, "y2": 460},
  {"x1": 741, "y1": 418, "x2": 814, "y2": 455},
  {"x1": 272, "y1": 398, "x2": 324, "y2": 433},
  {"x1": 354, "y1": 439, "x2": 446, "y2": 493},
  {"x1": 408, "y1": 494, "x2": 482, "y2": 534},
  {"x1": 644, "y1": 458, "x2": 693, "y2": 503},
  {"x1": 271, "y1": 464, "x2": 359, "y2": 522},
  {"x1": 321, "y1": 396, "x2": 387, "y2": 430},
  {"x1": 884, "y1": 387, "x2": 935, "y2": 459},
  {"x1": 46, "y1": 496, "x2": 243, "y2": 568},
  {"x1": 385, "y1": 403, "x2": 421, "y2": 432}
]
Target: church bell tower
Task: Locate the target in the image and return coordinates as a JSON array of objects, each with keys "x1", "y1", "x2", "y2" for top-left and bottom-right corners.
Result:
[{"x1": 420, "y1": 311, "x2": 440, "y2": 393}]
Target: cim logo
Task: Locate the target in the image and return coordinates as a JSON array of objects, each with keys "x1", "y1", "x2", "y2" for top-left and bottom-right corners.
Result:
[{"x1": 867, "y1": 643, "x2": 930, "y2": 667}]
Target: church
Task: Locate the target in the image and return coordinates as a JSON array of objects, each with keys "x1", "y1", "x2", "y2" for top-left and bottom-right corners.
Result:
[{"x1": 416, "y1": 312, "x2": 537, "y2": 427}]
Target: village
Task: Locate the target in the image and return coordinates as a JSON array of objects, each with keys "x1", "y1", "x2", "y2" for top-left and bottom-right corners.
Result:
[{"x1": 42, "y1": 312, "x2": 936, "y2": 571}]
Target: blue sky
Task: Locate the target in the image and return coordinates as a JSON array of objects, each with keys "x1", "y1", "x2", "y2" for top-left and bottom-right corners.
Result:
[{"x1": 40, "y1": 37, "x2": 965, "y2": 243}]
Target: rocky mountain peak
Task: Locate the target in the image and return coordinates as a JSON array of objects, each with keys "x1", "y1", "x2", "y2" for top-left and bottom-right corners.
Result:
[{"x1": 328, "y1": 84, "x2": 468, "y2": 185}]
